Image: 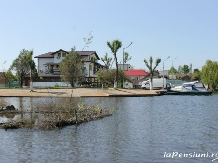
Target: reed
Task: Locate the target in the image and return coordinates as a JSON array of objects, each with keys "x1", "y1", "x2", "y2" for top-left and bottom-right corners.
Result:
[{"x1": 0, "y1": 97, "x2": 114, "y2": 130}]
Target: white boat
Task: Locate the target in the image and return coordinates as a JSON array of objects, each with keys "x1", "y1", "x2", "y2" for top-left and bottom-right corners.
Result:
[{"x1": 167, "y1": 81, "x2": 212, "y2": 95}]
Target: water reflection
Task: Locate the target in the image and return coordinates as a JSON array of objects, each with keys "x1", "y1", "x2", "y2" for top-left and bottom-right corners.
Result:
[
  {"x1": 0, "y1": 97, "x2": 35, "y2": 123},
  {"x1": 1, "y1": 95, "x2": 218, "y2": 162}
]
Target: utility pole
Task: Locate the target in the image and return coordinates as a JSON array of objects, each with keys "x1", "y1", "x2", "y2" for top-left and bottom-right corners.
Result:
[
  {"x1": 163, "y1": 56, "x2": 170, "y2": 89},
  {"x1": 122, "y1": 42, "x2": 133, "y2": 88}
]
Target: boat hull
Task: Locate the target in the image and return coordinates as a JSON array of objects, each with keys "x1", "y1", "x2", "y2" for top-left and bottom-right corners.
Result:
[{"x1": 167, "y1": 89, "x2": 212, "y2": 95}]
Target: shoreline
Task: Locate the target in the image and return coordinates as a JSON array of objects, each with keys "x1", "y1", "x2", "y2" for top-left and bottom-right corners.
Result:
[{"x1": 0, "y1": 88, "x2": 163, "y2": 97}]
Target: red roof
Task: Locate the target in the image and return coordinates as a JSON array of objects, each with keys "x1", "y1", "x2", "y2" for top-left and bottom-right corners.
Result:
[{"x1": 125, "y1": 69, "x2": 148, "y2": 76}]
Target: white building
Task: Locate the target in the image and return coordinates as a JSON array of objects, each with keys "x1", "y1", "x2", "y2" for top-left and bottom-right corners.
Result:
[
  {"x1": 118, "y1": 64, "x2": 133, "y2": 71},
  {"x1": 33, "y1": 49, "x2": 105, "y2": 87},
  {"x1": 158, "y1": 70, "x2": 169, "y2": 77}
]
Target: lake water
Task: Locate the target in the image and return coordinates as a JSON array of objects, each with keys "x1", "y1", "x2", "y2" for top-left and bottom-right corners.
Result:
[{"x1": 1, "y1": 94, "x2": 218, "y2": 163}]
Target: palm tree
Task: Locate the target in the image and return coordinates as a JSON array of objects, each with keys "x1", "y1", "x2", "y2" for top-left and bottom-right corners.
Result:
[
  {"x1": 144, "y1": 56, "x2": 161, "y2": 90},
  {"x1": 107, "y1": 40, "x2": 122, "y2": 89}
]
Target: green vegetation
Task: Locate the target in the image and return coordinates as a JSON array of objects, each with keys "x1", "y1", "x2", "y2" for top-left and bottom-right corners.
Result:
[
  {"x1": 168, "y1": 66, "x2": 178, "y2": 75},
  {"x1": 0, "y1": 98, "x2": 114, "y2": 130},
  {"x1": 144, "y1": 56, "x2": 161, "y2": 90},
  {"x1": 9, "y1": 49, "x2": 37, "y2": 87},
  {"x1": 177, "y1": 65, "x2": 183, "y2": 74},
  {"x1": 54, "y1": 83, "x2": 60, "y2": 87},
  {"x1": 124, "y1": 52, "x2": 132, "y2": 63},
  {"x1": 182, "y1": 64, "x2": 190, "y2": 74},
  {"x1": 3, "y1": 32, "x2": 218, "y2": 91},
  {"x1": 5, "y1": 70, "x2": 17, "y2": 82},
  {"x1": 101, "y1": 53, "x2": 114, "y2": 69},
  {"x1": 96, "y1": 69, "x2": 105, "y2": 89},
  {"x1": 193, "y1": 69, "x2": 201, "y2": 81},
  {"x1": 201, "y1": 60, "x2": 218, "y2": 90},
  {"x1": 97, "y1": 69, "x2": 126, "y2": 88},
  {"x1": 23, "y1": 50, "x2": 35, "y2": 91},
  {"x1": 59, "y1": 47, "x2": 86, "y2": 87},
  {"x1": 176, "y1": 64, "x2": 190, "y2": 74},
  {"x1": 107, "y1": 40, "x2": 122, "y2": 89}
]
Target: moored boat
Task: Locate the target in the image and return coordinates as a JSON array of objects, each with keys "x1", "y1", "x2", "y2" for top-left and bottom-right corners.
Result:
[{"x1": 167, "y1": 81, "x2": 212, "y2": 95}]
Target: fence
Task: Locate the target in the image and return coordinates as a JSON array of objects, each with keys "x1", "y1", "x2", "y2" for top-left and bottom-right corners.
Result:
[
  {"x1": 32, "y1": 82, "x2": 70, "y2": 88},
  {"x1": 0, "y1": 82, "x2": 20, "y2": 88},
  {"x1": 0, "y1": 82, "x2": 71, "y2": 88}
]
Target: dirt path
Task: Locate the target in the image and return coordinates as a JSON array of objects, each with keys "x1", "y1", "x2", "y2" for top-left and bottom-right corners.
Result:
[{"x1": 0, "y1": 88, "x2": 160, "y2": 97}]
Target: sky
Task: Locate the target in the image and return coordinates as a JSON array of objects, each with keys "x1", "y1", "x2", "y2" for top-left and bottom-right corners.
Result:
[{"x1": 0, "y1": 0, "x2": 218, "y2": 72}]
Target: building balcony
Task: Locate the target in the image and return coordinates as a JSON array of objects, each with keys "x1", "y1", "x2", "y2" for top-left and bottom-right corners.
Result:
[{"x1": 45, "y1": 69, "x2": 61, "y2": 75}]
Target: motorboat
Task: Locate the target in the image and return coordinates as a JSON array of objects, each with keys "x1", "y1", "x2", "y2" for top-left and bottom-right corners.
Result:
[{"x1": 167, "y1": 81, "x2": 212, "y2": 95}]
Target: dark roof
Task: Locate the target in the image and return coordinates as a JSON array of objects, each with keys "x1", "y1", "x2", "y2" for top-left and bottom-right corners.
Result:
[
  {"x1": 51, "y1": 49, "x2": 69, "y2": 55},
  {"x1": 34, "y1": 52, "x2": 54, "y2": 58},
  {"x1": 78, "y1": 51, "x2": 100, "y2": 60},
  {"x1": 34, "y1": 49, "x2": 100, "y2": 60}
]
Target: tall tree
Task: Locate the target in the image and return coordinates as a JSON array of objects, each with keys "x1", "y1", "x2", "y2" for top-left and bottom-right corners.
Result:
[
  {"x1": 96, "y1": 69, "x2": 105, "y2": 90},
  {"x1": 177, "y1": 65, "x2": 183, "y2": 74},
  {"x1": 5, "y1": 70, "x2": 17, "y2": 82},
  {"x1": 59, "y1": 47, "x2": 85, "y2": 87},
  {"x1": 193, "y1": 69, "x2": 201, "y2": 81},
  {"x1": 144, "y1": 56, "x2": 161, "y2": 90},
  {"x1": 97, "y1": 68, "x2": 126, "y2": 87},
  {"x1": 182, "y1": 65, "x2": 190, "y2": 74},
  {"x1": 168, "y1": 66, "x2": 178, "y2": 75},
  {"x1": 124, "y1": 52, "x2": 132, "y2": 63},
  {"x1": 107, "y1": 40, "x2": 122, "y2": 89},
  {"x1": 10, "y1": 49, "x2": 36, "y2": 87},
  {"x1": 201, "y1": 60, "x2": 218, "y2": 90},
  {"x1": 101, "y1": 53, "x2": 114, "y2": 69},
  {"x1": 22, "y1": 50, "x2": 35, "y2": 91}
]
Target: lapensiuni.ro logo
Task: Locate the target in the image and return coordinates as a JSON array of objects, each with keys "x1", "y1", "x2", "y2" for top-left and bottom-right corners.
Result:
[{"x1": 164, "y1": 152, "x2": 218, "y2": 161}]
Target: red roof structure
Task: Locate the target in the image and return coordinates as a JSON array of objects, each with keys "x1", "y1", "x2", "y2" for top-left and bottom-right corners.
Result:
[{"x1": 125, "y1": 69, "x2": 148, "y2": 76}]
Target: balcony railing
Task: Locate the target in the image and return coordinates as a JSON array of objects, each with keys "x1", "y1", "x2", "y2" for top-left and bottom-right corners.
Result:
[{"x1": 45, "y1": 69, "x2": 60, "y2": 74}]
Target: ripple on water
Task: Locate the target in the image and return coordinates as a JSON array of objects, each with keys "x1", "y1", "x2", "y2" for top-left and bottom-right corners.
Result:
[{"x1": 0, "y1": 95, "x2": 218, "y2": 163}]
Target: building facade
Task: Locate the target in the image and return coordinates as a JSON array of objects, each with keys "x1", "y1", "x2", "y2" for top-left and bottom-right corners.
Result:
[
  {"x1": 124, "y1": 69, "x2": 148, "y2": 88},
  {"x1": 118, "y1": 64, "x2": 133, "y2": 71},
  {"x1": 33, "y1": 49, "x2": 105, "y2": 86}
]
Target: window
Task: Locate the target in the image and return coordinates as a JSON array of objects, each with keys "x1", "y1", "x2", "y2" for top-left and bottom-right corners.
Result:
[
  {"x1": 89, "y1": 64, "x2": 93, "y2": 71},
  {"x1": 57, "y1": 53, "x2": 61, "y2": 59},
  {"x1": 183, "y1": 84, "x2": 192, "y2": 87},
  {"x1": 195, "y1": 82, "x2": 203, "y2": 88},
  {"x1": 62, "y1": 53, "x2": 66, "y2": 57}
]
